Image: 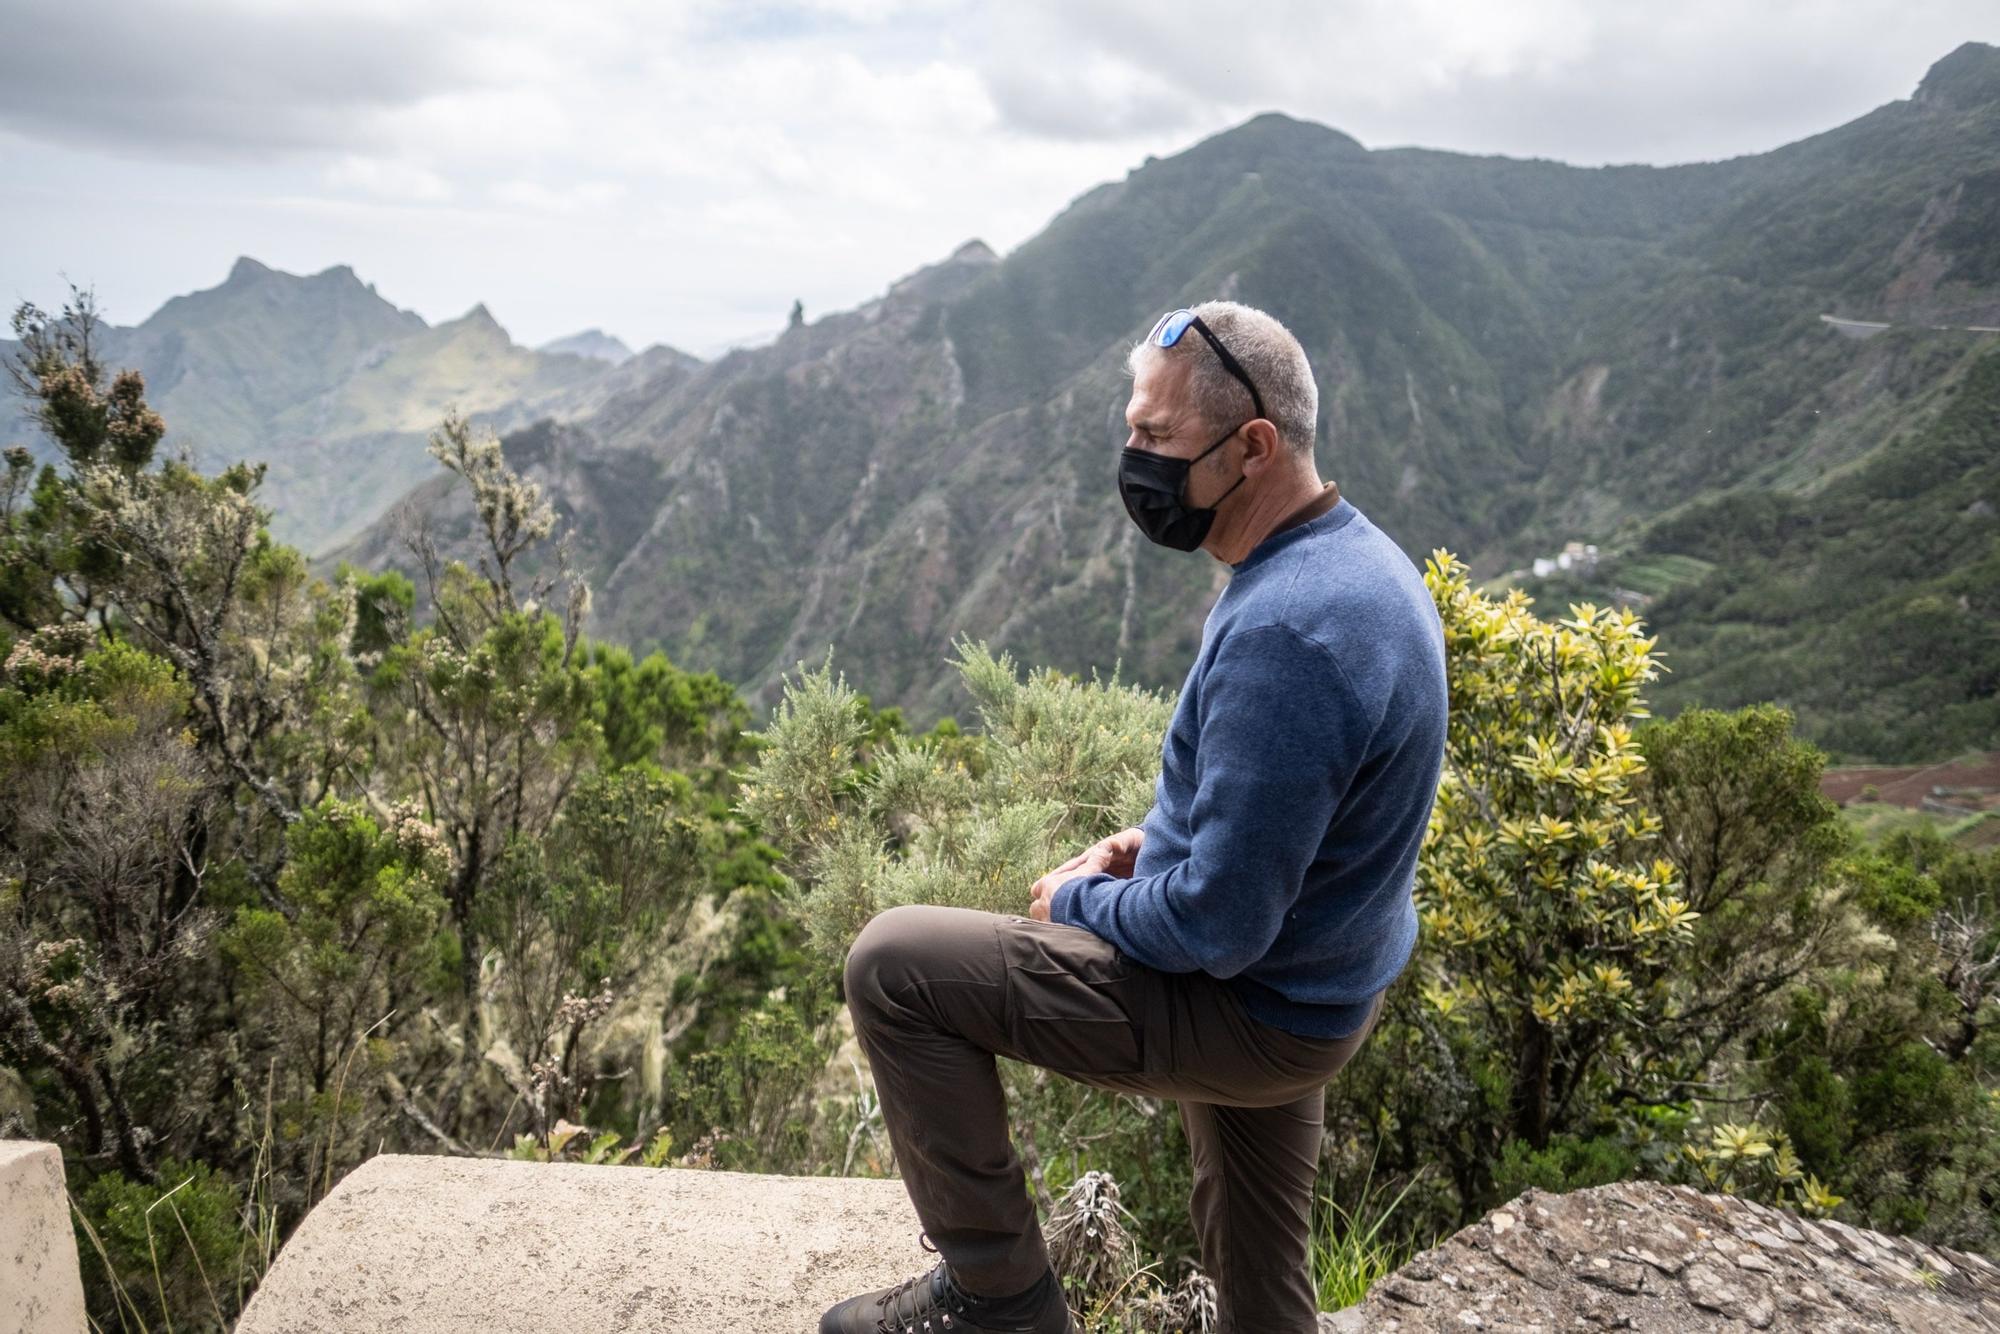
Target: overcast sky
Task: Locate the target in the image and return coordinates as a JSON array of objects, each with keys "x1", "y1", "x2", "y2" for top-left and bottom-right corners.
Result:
[{"x1": 2, "y1": 1, "x2": 1994, "y2": 356}]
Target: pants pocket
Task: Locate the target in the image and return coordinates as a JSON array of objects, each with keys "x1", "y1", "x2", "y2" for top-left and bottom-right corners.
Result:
[{"x1": 998, "y1": 917, "x2": 1147, "y2": 1075}]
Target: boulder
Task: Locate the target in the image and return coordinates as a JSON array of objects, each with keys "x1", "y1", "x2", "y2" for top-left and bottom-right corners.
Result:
[
  {"x1": 235, "y1": 1154, "x2": 934, "y2": 1333},
  {"x1": 0, "y1": 1140, "x2": 86, "y2": 1334},
  {"x1": 1328, "y1": 1180, "x2": 2000, "y2": 1332}
]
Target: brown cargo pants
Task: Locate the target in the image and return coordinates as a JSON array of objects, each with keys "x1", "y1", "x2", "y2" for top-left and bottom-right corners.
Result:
[{"x1": 842, "y1": 903, "x2": 1385, "y2": 1333}]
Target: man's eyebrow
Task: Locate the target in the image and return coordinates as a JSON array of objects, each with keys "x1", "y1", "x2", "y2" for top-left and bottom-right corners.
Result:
[{"x1": 1128, "y1": 415, "x2": 1167, "y2": 434}]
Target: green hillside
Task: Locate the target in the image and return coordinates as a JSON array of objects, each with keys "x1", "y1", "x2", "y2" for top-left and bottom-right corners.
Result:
[
  {"x1": 286, "y1": 44, "x2": 2000, "y2": 758},
  {"x1": 1558, "y1": 339, "x2": 2000, "y2": 761}
]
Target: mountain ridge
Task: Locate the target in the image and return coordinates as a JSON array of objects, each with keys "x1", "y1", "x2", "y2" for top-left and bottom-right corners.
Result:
[
  {"x1": 1, "y1": 258, "x2": 702, "y2": 553},
  {"x1": 16, "y1": 46, "x2": 1995, "y2": 761},
  {"x1": 317, "y1": 44, "x2": 1999, "y2": 758}
]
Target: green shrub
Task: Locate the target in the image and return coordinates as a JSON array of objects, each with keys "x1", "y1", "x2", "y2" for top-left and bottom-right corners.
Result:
[
  {"x1": 79, "y1": 1157, "x2": 251, "y2": 1330},
  {"x1": 1493, "y1": 1134, "x2": 1640, "y2": 1199}
]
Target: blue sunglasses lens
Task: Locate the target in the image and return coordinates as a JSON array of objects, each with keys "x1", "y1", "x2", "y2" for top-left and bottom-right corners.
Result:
[{"x1": 1151, "y1": 309, "x2": 1196, "y2": 347}]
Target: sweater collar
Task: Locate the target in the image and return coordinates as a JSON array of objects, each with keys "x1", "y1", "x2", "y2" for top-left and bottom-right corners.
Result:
[{"x1": 1229, "y1": 484, "x2": 1354, "y2": 574}]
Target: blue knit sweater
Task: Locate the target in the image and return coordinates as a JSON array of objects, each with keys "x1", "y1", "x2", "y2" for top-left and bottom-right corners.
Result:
[{"x1": 1049, "y1": 494, "x2": 1448, "y2": 1038}]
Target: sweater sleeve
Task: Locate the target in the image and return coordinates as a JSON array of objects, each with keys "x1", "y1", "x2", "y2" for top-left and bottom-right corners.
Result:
[{"x1": 1048, "y1": 623, "x2": 1367, "y2": 977}]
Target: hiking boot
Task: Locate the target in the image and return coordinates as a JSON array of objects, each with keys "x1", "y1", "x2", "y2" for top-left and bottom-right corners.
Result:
[{"x1": 819, "y1": 1234, "x2": 1074, "y2": 1334}]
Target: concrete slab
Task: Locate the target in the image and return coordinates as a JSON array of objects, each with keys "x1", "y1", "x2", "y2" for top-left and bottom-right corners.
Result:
[
  {"x1": 0, "y1": 1140, "x2": 87, "y2": 1334},
  {"x1": 237, "y1": 1155, "x2": 935, "y2": 1333}
]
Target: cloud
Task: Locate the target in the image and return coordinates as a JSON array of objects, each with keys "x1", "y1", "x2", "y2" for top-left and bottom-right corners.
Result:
[
  {"x1": 0, "y1": 0, "x2": 491, "y2": 160},
  {"x1": 966, "y1": 0, "x2": 1997, "y2": 162},
  {"x1": 974, "y1": 38, "x2": 1206, "y2": 141},
  {"x1": 0, "y1": 0, "x2": 1993, "y2": 355},
  {"x1": 325, "y1": 155, "x2": 453, "y2": 202},
  {"x1": 963, "y1": 0, "x2": 1597, "y2": 144},
  {"x1": 489, "y1": 178, "x2": 627, "y2": 214}
]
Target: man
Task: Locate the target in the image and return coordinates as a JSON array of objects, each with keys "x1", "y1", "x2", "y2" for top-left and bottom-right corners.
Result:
[{"x1": 821, "y1": 301, "x2": 1448, "y2": 1334}]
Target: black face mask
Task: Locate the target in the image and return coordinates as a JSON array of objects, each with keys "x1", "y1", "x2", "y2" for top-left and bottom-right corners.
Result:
[{"x1": 1117, "y1": 424, "x2": 1247, "y2": 551}]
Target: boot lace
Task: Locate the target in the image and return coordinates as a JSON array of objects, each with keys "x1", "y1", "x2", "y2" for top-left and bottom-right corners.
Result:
[{"x1": 873, "y1": 1232, "x2": 976, "y2": 1333}]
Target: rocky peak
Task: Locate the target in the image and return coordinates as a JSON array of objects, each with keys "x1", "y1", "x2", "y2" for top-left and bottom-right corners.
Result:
[
  {"x1": 1224, "y1": 110, "x2": 1367, "y2": 159},
  {"x1": 448, "y1": 302, "x2": 509, "y2": 342},
  {"x1": 311, "y1": 262, "x2": 363, "y2": 288},
  {"x1": 883, "y1": 239, "x2": 1001, "y2": 307},
  {"x1": 206, "y1": 257, "x2": 400, "y2": 321},
  {"x1": 139, "y1": 257, "x2": 428, "y2": 367},
  {"x1": 1914, "y1": 42, "x2": 2000, "y2": 112},
  {"x1": 224, "y1": 255, "x2": 274, "y2": 286},
  {"x1": 947, "y1": 238, "x2": 999, "y2": 266}
]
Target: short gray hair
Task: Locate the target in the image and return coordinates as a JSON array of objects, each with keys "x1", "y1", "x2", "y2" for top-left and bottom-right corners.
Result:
[{"x1": 1126, "y1": 301, "x2": 1318, "y2": 454}]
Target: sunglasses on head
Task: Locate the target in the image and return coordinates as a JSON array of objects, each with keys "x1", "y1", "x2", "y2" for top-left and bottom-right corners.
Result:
[{"x1": 1147, "y1": 308, "x2": 1266, "y2": 422}]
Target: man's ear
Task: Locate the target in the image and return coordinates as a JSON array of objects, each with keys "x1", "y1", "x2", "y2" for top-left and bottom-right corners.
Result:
[{"x1": 1241, "y1": 418, "x2": 1284, "y2": 472}]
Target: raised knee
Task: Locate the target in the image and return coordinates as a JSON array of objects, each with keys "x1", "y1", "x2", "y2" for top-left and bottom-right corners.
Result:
[{"x1": 842, "y1": 903, "x2": 926, "y2": 1013}]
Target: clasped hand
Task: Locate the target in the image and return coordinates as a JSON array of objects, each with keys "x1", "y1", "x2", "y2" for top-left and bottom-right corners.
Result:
[{"x1": 1027, "y1": 826, "x2": 1144, "y2": 922}]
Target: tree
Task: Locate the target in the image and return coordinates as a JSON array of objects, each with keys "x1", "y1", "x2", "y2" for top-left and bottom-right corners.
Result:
[
  {"x1": 4, "y1": 293, "x2": 367, "y2": 884},
  {"x1": 1635, "y1": 705, "x2": 1850, "y2": 1091},
  {"x1": 1880, "y1": 826, "x2": 2000, "y2": 1063},
  {"x1": 369, "y1": 413, "x2": 601, "y2": 1023},
  {"x1": 478, "y1": 765, "x2": 708, "y2": 1137},
  {"x1": 221, "y1": 797, "x2": 452, "y2": 1183},
  {"x1": 1, "y1": 323, "x2": 776, "y2": 1327},
  {"x1": 1, "y1": 289, "x2": 163, "y2": 634},
  {"x1": 0, "y1": 631, "x2": 209, "y2": 1182},
  {"x1": 584, "y1": 639, "x2": 751, "y2": 777},
  {"x1": 1757, "y1": 837, "x2": 2000, "y2": 1248}
]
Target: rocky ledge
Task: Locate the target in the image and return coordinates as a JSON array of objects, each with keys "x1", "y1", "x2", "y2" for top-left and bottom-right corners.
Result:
[
  {"x1": 234, "y1": 1154, "x2": 936, "y2": 1332},
  {"x1": 1326, "y1": 1180, "x2": 2000, "y2": 1332},
  {"x1": 174, "y1": 1146, "x2": 2000, "y2": 1332}
]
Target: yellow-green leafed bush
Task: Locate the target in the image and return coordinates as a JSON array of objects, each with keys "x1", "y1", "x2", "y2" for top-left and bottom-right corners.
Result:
[{"x1": 1416, "y1": 550, "x2": 1693, "y2": 1147}]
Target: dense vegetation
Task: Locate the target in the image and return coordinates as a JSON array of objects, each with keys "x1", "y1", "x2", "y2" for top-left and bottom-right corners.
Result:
[
  {"x1": 1634, "y1": 342, "x2": 2000, "y2": 760},
  {"x1": 6, "y1": 206, "x2": 2000, "y2": 1329},
  {"x1": 1518, "y1": 336, "x2": 2000, "y2": 761},
  {"x1": 744, "y1": 565, "x2": 2000, "y2": 1324},
  {"x1": 0, "y1": 299, "x2": 821, "y2": 1326}
]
